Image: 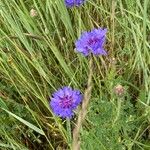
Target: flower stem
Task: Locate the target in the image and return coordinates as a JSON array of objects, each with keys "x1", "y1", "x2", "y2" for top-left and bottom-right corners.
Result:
[
  {"x1": 66, "y1": 118, "x2": 72, "y2": 147},
  {"x1": 112, "y1": 98, "x2": 122, "y2": 127},
  {"x1": 72, "y1": 56, "x2": 93, "y2": 150}
]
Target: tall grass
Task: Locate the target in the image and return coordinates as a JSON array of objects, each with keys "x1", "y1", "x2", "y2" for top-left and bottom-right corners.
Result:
[{"x1": 0, "y1": 0, "x2": 150, "y2": 149}]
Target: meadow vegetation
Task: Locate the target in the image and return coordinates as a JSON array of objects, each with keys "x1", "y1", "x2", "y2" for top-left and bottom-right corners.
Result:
[{"x1": 0, "y1": 0, "x2": 150, "y2": 149}]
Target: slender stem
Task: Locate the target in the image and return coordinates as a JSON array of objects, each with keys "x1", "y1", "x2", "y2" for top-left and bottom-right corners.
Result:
[
  {"x1": 66, "y1": 118, "x2": 72, "y2": 148},
  {"x1": 72, "y1": 56, "x2": 93, "y2": 150},
  {"x1": 111, "y1": 0, "x2": 116, "y2": 54},
  {"x1": 112, "y1": 98, "x2": 122, "y2": 127},
  {"x1": 1, "y1": 33, "x2": 44, "y2": 40}
]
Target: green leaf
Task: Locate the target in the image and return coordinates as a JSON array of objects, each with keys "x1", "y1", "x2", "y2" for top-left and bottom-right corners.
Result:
[
  {"x1": 1, "y1": 108, "x2": 45, "y2": 136},
  {"x1": 0, "y1": 97, "x2": 8, "y2": 110}
]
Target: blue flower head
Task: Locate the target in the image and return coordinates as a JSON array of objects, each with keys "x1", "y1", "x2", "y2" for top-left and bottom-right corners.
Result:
[
  {"x1": 65, "y1": 0, "x2": 85, "y2": 8},
  {"x1": 50, "y1": 86, "x2": 83, "y2": 119},
  {"x1": 75, "y1": 28, "x2": 107, "y2": 56}
]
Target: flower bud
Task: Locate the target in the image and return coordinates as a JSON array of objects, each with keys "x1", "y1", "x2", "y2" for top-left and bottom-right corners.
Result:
[
  {"x1": 30, "y1": 9, "x2": 38, "y2": 17},
  {"x1": 114, "y1": 84, "x2": 125, "y2": 96}
]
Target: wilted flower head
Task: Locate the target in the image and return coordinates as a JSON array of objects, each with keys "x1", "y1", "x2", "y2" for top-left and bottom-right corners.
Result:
[
  {"x1": 30, "y1": 9, "x2": 38, "y2": 17},
  {"x1": 65, "y1": 0, "x2": 85, "y2": 8},
  {"x1": 50, "y1": 86, "x2": 83, "y2": 118},
  {"x1": 75, "y1": 28, "x2": 107, "y2": 56},
  {"x1": 114, "y1": 84, "x2": 125, "y2": 97}
]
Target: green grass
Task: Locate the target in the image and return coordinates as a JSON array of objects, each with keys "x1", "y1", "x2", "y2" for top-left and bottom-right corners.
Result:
[{"x1": 0, "y1": 0, "x2": 150, "y2": 149}]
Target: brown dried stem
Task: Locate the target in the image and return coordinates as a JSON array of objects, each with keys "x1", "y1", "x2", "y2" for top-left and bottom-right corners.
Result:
[
  {"x1": 0, "y1": 33, "x2": 44, "y2": 41},
  {"x1": 72, "y1": 56, "x2": 93, "y2": 150}
]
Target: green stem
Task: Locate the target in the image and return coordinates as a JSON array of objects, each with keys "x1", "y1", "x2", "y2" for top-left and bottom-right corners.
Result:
[
  {"x1": 66, "y1": 118, "x2": 72, "y2": 148},
  {"x1": 112, "y1": 99, "x2": 122, "y2": 127}
]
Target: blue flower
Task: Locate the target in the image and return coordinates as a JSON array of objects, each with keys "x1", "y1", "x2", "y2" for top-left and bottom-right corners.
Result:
[
  {"x1": 65, "y1": 0, "x2": 85, "y2": 8},
  {"x1": 75, "y1": 28, "x2": 107, "y2": 56},
  {"x1": 50, "y1": 86, "x2": 83, "y2": 118}
]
